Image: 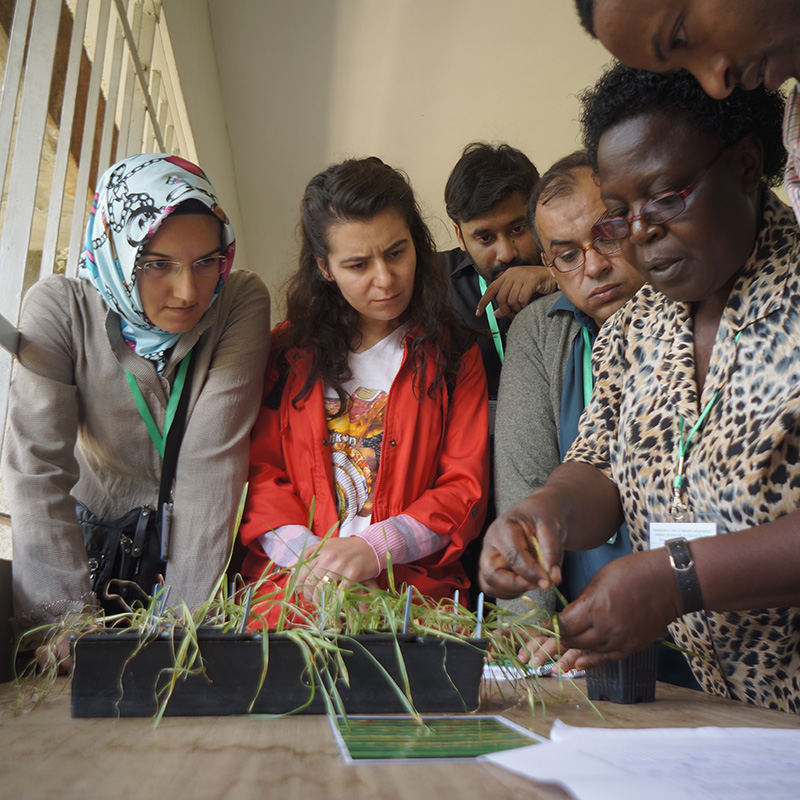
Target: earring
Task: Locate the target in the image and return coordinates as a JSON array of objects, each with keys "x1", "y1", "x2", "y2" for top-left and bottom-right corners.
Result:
[{"x1": 315, "y1": 255, "x2": 334, "y2": 282}]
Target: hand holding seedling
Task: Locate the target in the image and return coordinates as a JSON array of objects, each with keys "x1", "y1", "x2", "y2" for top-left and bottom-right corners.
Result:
[
  {"x1": 36, "y1": 632, "x2": 73, "y2": 675},
  {"x1": 555, "y1": 550, "x2": 681, "y2": 671},
  {"x1": 516, "y1": 629, "x2": 574, "y2": 669},
  {"x1": 479, "y1": 463, "x2": 623, "y2": 599},
  {"x1": 479, "y1": 489, "x2": 566, "y2": 599}
]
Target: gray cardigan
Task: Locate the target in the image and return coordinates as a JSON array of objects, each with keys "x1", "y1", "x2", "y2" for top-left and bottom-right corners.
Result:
[
  {"x1": 494, "y1": 291, "x2": 582, "y2": 618},
  {"x1": 3, "y1": 270, "x2": 270, "y2": 629}
]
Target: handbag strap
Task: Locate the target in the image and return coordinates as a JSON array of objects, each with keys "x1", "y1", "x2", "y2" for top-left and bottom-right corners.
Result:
[{"x1": 158, "y1": 347, "x2": 198, "y2": 509}]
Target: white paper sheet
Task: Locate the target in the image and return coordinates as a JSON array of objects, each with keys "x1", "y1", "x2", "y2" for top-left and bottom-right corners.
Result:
[{"x1": 482, "y1": 720, "x2": 800, "y2": 800}]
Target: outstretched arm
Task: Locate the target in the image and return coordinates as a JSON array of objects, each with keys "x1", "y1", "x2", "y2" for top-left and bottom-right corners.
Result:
[
  {"x1": 479, "y1": 461, "x2": 623, "y2": 598},
  {"x1": 3, "y1": 280, "x2": 95, "y2": 631}
]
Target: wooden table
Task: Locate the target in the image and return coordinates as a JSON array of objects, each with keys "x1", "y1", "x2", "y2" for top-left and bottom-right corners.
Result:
[{"x1": 1, "y1": 677, "x2": 798, "y2": 799}]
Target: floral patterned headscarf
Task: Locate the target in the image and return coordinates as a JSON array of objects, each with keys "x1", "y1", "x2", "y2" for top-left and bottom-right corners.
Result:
[{"x1": 77, "y1": 154, "x2": 235, "y2": 371}]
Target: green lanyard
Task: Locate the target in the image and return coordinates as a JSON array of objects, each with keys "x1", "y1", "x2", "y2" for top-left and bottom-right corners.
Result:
[
  {"x1": 477, "y1": 275, "x2": 504, "y2": 365},
  {"x1": 581, "y1": 327, "x2": 594, "y2": 408},
  {"x1": 671, "y1": 330, "x2": 741, "y2": 516},
  {"x1": 125, "y1": 351, "x2": 192, "y2": 459}
]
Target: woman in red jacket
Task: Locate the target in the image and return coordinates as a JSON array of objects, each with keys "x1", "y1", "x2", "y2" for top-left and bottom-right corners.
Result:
[{"x1": 239, "y1": 157, "x2": 489, "y2": 625}]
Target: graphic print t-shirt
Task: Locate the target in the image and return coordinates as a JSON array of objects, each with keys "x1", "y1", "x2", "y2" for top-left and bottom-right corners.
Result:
[{"x1": 324, "y1": 327, "x2": 405, "y2": 538}]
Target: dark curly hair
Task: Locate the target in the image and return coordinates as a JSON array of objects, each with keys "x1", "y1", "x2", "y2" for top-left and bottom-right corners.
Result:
[
  {"x1": 444, "y1": 142, "x2": 540, "y2": 224},
  {"x1": 285, "y1": 156, "x2": 472, "y2": 410},
  {"x1": 573, "y1": 0, "x2": 596, "y2": 36},
  {"x1": 580, "y1": 63, "x2": 787, "y2": 187}
]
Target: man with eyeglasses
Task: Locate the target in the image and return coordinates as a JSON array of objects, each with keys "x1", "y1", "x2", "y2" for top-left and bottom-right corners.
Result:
[
  {"x1": 493, "y1": 152, "x2": 643, "y2": 620},
  {"x1": 494, "y1": 153, "x2": 698, "y2": 686}
]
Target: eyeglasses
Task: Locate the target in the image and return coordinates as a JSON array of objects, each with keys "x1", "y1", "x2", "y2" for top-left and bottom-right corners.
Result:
[
  {"x1": 592, "y1": 146, "x2": 728, "y2": 241},
  {"x1": 135, "y1": 254, "x2": 227, "y2": 281},
  {"x1": 543, "y1": 236, "x2": 622, "y2": 274}
]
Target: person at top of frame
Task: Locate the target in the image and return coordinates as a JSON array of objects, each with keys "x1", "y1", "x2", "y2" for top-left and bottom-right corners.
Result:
[{"x1": 573, "y1": 0, "x2": 800, "y2": 227}]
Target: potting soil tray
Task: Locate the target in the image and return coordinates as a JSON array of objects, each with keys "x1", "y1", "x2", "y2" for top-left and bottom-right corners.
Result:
[{"x1": 71, "y1": 630, "x2": 489, "y2": 718}]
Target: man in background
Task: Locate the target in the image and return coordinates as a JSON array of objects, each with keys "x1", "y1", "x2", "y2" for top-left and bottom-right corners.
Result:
[
  {"x1": 442, "y1": 142, "x2": 554, "y2": 403},
  {"x1": 495, "y1": 152, "x2": 642, "y2": 606},
  {"x1": 441, "y1": 142, "x2": 555, "y2": 602}
]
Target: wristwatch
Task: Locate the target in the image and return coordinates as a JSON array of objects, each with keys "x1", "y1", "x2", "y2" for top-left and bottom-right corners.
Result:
[{"x1": 665, "y1": 537, "x2": 704, "y2": 615}]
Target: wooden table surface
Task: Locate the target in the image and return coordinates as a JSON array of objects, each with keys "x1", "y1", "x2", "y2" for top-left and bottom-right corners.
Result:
[{"x1": 2, "y1": 676, "x2": 799, "y2": 800}]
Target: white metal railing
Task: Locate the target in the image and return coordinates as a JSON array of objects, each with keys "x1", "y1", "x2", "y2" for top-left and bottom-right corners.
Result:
[
  {"x1": 0, "y1": 314, "x2": 19, "y2": 356},
  {"x1": 0, "y1": 0, "x2": 196, "y2": 452}
]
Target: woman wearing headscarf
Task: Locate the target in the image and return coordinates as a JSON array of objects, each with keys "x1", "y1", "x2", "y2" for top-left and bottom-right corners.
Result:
[{"x1": 3, "y1": 154, "x2": 270, "y2": 646}]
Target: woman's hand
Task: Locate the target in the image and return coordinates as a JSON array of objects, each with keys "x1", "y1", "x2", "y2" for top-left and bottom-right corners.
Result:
[
  {"x1": 479, "y1": 490, "x2": 566, "y2": 599},
  {"x1": 480, "y1": 464, "x2": 623, "y2": 600},
  {"x1": 35, "y1": 631, "x2": 74, "y2": 675},
  {"x1": 516, "y1": 630, "x2": 582, "y2": 670},
  {"x1": 295, "y1": 537, "x2": 380, "y2": 605},
  {"x1": 557, "y1": 549, "x2": 682, "y2": 670}
]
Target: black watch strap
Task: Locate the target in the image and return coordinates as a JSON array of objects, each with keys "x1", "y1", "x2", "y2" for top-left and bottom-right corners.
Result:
[{"x1": 665, "y1": 537, "x2": 704, "y2": 615}]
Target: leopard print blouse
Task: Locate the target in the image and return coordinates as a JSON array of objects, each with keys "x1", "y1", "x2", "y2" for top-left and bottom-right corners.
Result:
[{"x1": 567, "y1": 191, "x2": 800, "y2": 712}]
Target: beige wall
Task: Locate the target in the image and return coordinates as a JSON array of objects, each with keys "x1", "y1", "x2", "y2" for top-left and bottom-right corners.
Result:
[
  {"x1": 161, "y1": 0, "x2": 253, "y2": 275},
  {"x1": 164, "y1": 0, "x2": 614, "y2": 319}
]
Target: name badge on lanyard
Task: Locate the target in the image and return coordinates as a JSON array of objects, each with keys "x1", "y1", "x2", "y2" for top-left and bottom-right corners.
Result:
[
  {"x1": 649, "y1": 331, "x2": 740, "y2": 549},
  {"x1": 648, "y1": 405, "x2": 721, "y2": 548},
  {"x1": 649, "y1": 518, "x2": 717, "y2": 549}
]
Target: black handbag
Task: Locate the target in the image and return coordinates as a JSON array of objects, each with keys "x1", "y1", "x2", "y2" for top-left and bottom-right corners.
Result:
[
  {"x1": 79, "y1": 349, "x2": 197, "y2": 611},
  {"x1": 78, "y1": 503, "x2": 163, "y2": 609}
]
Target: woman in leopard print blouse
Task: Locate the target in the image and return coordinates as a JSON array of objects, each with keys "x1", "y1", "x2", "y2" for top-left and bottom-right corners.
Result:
[{"x1": 481, "y1": 65, "x2": 800, "y2": 712}]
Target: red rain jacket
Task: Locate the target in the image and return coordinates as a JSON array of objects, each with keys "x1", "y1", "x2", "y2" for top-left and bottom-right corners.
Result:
[{"x1": 240, "y1": 326, "x2": 489, "y2": 605}]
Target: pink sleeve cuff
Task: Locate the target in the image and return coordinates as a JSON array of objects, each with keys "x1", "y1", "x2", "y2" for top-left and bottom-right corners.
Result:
[
  {"x1": 257, "y1": 524, "x2": 324, "y2": 567},
  {"x1": 355, "y1": 514, "x2": 448, "y2": 572}
]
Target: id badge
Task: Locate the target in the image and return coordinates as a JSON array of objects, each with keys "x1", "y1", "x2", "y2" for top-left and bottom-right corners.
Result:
[{"x1": 648, "y1": 513, "x2": 718, "y2": 550}]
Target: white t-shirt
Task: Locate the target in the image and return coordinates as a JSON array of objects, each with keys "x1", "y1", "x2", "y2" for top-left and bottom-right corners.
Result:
[{"x1": 324, "y1": 327, "x2": 405, "y2": 537}]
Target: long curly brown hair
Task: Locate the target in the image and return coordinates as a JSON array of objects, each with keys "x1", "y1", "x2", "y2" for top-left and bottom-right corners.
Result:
[{"x1": 284, "y1": 156, "x2": 472, "y2": 410}]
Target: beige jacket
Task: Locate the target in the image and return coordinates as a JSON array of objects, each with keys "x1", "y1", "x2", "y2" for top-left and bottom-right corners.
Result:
[{"x1": 3, "y1": 270, "x2": 270, "y2": 630}]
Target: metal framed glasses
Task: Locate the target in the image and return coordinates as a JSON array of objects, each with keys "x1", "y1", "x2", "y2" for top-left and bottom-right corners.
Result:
[
  {"x1": 543, "y1": 235, "x2": 622, "y2": 274},
  {"x1": 135, "y1": 253, "x2": 228, "y2": 281},
  {"x1": 592, "y1": 146, "x2": 728, "y2": 242}
]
